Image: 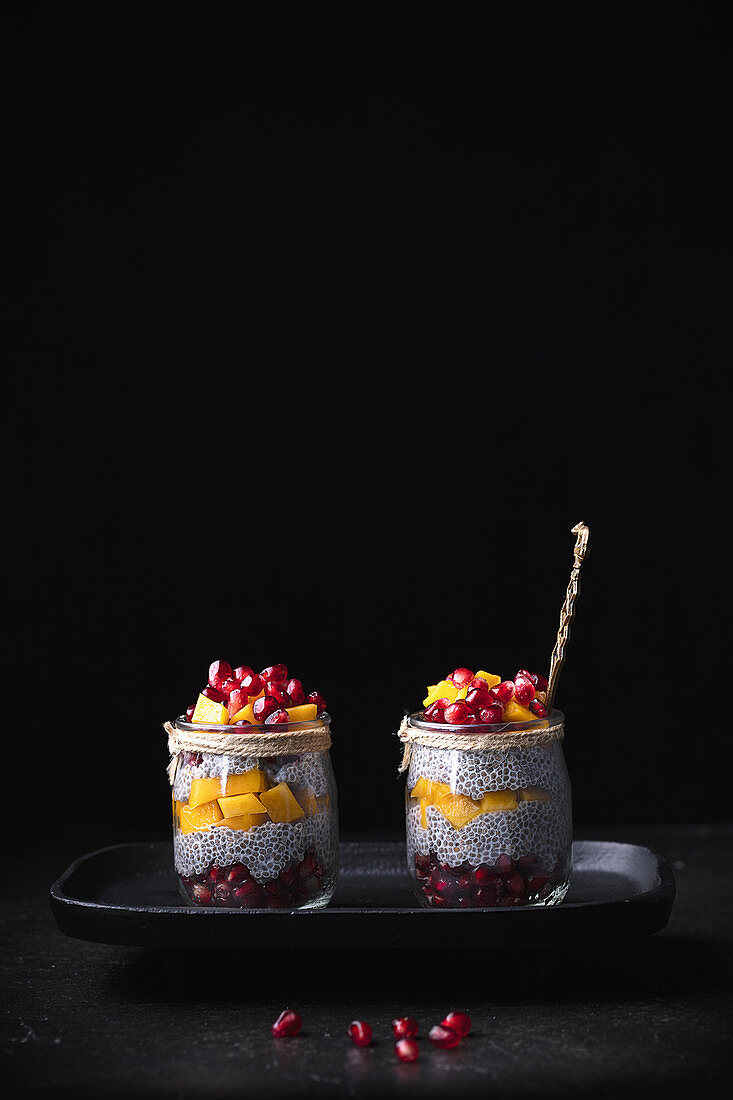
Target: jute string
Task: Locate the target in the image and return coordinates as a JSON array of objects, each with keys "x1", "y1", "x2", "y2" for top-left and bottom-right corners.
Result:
[
  {"x1": 164, "y1": 720, "x2": 331, "y2": 786},
  {"x1": 396, "y1": 713, "x2": 565, "y2": 773}
]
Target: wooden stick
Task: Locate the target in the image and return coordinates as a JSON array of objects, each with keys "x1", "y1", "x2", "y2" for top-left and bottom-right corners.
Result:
[{"x1": 545, "y1": 522, "x2": 590, "y2": 712}]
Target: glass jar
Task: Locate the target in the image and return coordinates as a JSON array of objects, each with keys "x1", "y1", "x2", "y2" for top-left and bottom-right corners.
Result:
[
  {"x1": 170, "y1": 715, "x2": 338, "y2": 909},
  {"x1": 404, "y1": 710, "x2": 571, "y2": 908}
]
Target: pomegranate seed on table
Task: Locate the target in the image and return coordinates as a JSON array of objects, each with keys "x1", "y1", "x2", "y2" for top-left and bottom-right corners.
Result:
[
  {"x1": 392, "y1": 1016, "x2": 419, "y2": 1039},
  {"x1": 429, "y1": 1024, "x2": 461, "y2": 1049},
  {"x1": 441, "y1": 1010, "x2": 471, "y2": 1037},
  {"x1": 271, "y1": 1010, "x2": 302, "y2": 1038},
  {"x1": 265, "y1": 708, "x2": 290, "y2": 724},
  {"x1": 201, "y1": 685, "x2": 227, "y2": 704},
  {"x1": 233, "y1": 665, "x2": 253, "y2": 682},
  {"x1": 286, "y1": 678, "x2": 306, "y2": 705},
  {"x1": 443, "y1": 700, "x2": 470, "y2": 724},
  {"x1": 261, "y1": 664, "x2": 288, "y2": 683},
  {"x1": 308, "y1": 690, "x2": 327, "y2": 714},
  {"x1": 253, "y1": 695, "x2": 279, "y2": 722},
  {"x1": 514, "y1": 676, "x2": 536, "y2": 705},
  {"x1": 348, "y1": 1021, "x2": 373, "y2": 1047},
  {"x1": 479, "y1": 704, "x2": 504, "y2": 724},
  {"x1": 530, "y1": 698, "x2": 549, "y2": 718},
  {"x1": 208, "y1": 660, "x2": 232, "y2": 691},
  {"x1": 241, "y1": 672, "x2": 263, "y2": 697},
  {"x1": 394, "y1": 1038, "x2": 420, "y2": 1062}
]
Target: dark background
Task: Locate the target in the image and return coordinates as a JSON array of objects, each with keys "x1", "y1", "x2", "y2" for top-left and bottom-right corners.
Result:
[{"x1": 3, "y1": 6, "x2": 729, "y2": 841}]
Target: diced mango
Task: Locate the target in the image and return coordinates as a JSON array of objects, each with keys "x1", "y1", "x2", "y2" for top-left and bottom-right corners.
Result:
[
  {"x1": 225, "y1": 770, "x2": 269, "y2": 795},
  {"x1": 213, "y1": 812, "x2": 269, "y2": 831},
  {"x1": 229, "y1": 702, "x2": 256, "y2": 724},
  {"x1": 455, "y1": 686, "x2": 469, "y2": 700},
  {"x1": 217, "y1": 792, "x2": 266, "y2": 817},
  {"x1": 178, "y1": 799, "x2": 223, "y2": 834},
  {"x1": 435, "y1": 792, "x2": 483, "y2": 830},
  {"x1": 423, "y1": 680, "x2": 459, "y2": 707},
  {"x1": 503, "y1": 699, "x2": 535, "y2": 723},
  {"x1": 286, "y1": 703, "x2": 318, "y2": 722},
  {"x1": 420, "y1": 797, "x2": 428, "y2": 829},
  {"x1": 316, "y1": 793, "x2": 330, "y2": 812},
  {"x1": 259, "y1": 782, "x2": 305, "y2": 823},
  {"x1": 518, "y1": 786, "x2": 551, "y2": 803},
  {"x1": 475, "y1": 671, "x2": 501, "y2": 690},
  {"x1": 191, "y1": 693, "x2": 229, "y2": 725},
  {"x1": 300, "y1": 786, "x2": 319, "y2": 816},
  {"x1": 189, "y1": 776, "x2": 225, "y2": 807},
  {"x1": 410, "y1": 777, "x2": 452, "y2": 803},
  {"x1": 478, "y1": 789, "x2": 518, "y2": 814}
]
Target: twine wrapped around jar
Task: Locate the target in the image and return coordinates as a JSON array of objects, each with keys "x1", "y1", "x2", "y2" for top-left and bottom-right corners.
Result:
[
  {"x1": 164, "y1": 719, "x2": 332, "y2": 785},
  {"x1": 396, "y1": 713, "x2": 565, "y2": 773}
]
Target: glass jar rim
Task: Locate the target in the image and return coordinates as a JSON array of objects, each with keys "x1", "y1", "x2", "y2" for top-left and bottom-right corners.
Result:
[
  {"x1": 407, "y1": 707, "x2": 564, "y2": 734},
  {"x1": 174, "y1": 711, "x2": 331, "y2": 734}
]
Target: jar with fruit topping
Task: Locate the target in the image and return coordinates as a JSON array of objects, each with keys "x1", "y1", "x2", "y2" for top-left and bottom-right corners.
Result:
[
  {"x1": 399, "y1": 667, "x2": 572, "y2": 909},
  {"x1": 165, "y1": 660, "x2": 338, "y2": 909}
]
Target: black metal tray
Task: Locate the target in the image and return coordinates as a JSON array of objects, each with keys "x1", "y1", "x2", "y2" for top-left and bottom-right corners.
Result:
[{"x1": 49, "y1": 839, "x2": 675, "y2": 950}]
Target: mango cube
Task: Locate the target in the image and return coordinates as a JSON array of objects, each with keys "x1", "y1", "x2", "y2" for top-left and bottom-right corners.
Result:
[
  {"x1": 191, "y1": 693, "x2": 229, "y2": 725},
  {"x1": 475, "y1": 671, "x2": 501, "y2": 690},
  {"x1": 301, "y1": 786, "x2": 319, "y2": 816},
  {"x1": 435, "y1": 792, "x2": 483, "y2": 830},
  {"x1": 286, "y1": 703, "x2": 318, "y2": 722},
  {"x1": 189, "y1": 776, "x2": 226, "y2": 807},
  {"x1": 259, "y1": 782, "x2": 304, "y2": 823},
  {"x1": 410, "y1": 776, "x2": 452, "y2": 804},
  {"x1": 213, "y1": 812, "x2": 268, "y2": 831},
  {"x1": 478, "y1": 789, "x2": 518, "y2": 814},
  {"x1": 518, "y1": 786, "x2": 551, "y2": 803},
  {"x1": 423, "y1": 680, "x2": 459, "y2": 707},
  {"x1": 217, "y1": 792, "x2": 266, "y2": 817},
  {"x1": 189, "y1": 770, "x2": 268, "y2": 807},
  {"x1": 178, "y1": 799, "x2": 223, "y2": 834},
  {"x1": 503, "y1": 699, "x2": 535, "y2": 723}
]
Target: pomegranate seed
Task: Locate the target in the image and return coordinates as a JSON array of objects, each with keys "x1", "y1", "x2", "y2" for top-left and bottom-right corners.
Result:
[
  {"x1": 496, "y1": 853, "x2": 514, "y2": 872},
  {"x1": 286, "y1": 678, "x2": 306, "y2": 705},
  {"x1": 475, "y1": 885, "x2": 498, "y2": 906},
  {"x1": 443, "y1": 700, "x2": 470, "y2": 724},
  {"x1": 308, "y1": 690, "x2": 327, "y2": 714},
  {"x1": 526, "y1": 874, "x2": 550, "y2": 893},
  {"x1": 221, "y1": 678, "x2": 240, "y2": 695},
  {"x1": 494, "y1": 681, "x2": 515, "y2": 704},
  {"x1": 466, "y1": 687, "x2": 490, "y2": 709},
  {"x1": 423, "y1": 702, "x2": 446, "y2": 723},
  {"x1": 478, "y1": 704, "x2": 504, "y2": 724},
  {"x1": 392, "y1": 1016, "x2": 419, "y2": 1039},
  {"x1": 429, "y1": 1024, "x2": 461, "y2": 1049},
  {"x1": 433, "y1": 878, "x2": 457, "y2": 898},
  {"x1": 530, "y1": 698, "x2": 548, "y2": 718},
  {"x1": 227, "y1": 687, "x2": 249, "y2": 717},
  {"x1": 441, "y1": 1011, "x2": 471, "y2": 1037},
  {"x1": 473, "y1": 864, "x2": 492, "y2": 884},
  {"x1": 191, "y1": 883, "x2": 213, "y2": 905},
  {"x1": 516, "y1": 668, "x2": 533, "y2": 681},
  {"x1": 241, "y1": 672, "x2": 263, "y2": 698},
  {"x1": 233, "y1": 665, "x2": 253, "y2": 682},
  {"x1": 232, "y1": 719, "x2": 252, "y2": 726},
  {"x1": 264, "y1": 681, "x2": 290, "y2": 706},
  {"x1": 265, "y1": 708, "x2": 290, "y2": 724},
  {"x1": 348, "y1": 1020, "x2": 373, "y2": 1047},
  {"x1": 227, "y1": 865, "x2": 249, "y2": 884},
  {"x1": 201, "y1": 685, "x2": 227, "y2": 704},
  {"x1": 253, "y1": 695, "x2": 279, "y2": 723},
  {"x1": 261, "y1": 664, "x2": 288, "y2": 683},
  {"x1": 514, "y1": 677, "x2": 535, "y2": 705},
  {"x1": 507, "y1": 872, "x2": 526, "y2": 896},
  {"x1": 207, "y1": 865, "x2": 222, "y2": 883},
  {"x1": 214, "y1": 881, "x2": 231, "y2": 901},
  {"x1": 394, "y1": 1038, "x2": 419, "y2": 1063},
  {"x1": 185, "y1": 703, "x2": 195, "y2": 722},
  {"x1": 208, "y1": 660, "x2": 232, "y2": 691},
  {"x1": 535, "y1": 673, "x2": 548, "y2": 691},
  {"x1": 448, "y1": 668, "x2": 474, "y2": 688},
  {"x1": 271, "y1": 1010, "x2": 302, "y2": 1038}
]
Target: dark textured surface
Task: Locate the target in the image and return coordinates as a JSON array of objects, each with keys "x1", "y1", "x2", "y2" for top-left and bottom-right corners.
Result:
[
  {"x1": 49, "y1": 840, "x2": 674, "y2": 950},
  {"x1": 3, "y1": 825, "x2": 732, "y2": 1097}
]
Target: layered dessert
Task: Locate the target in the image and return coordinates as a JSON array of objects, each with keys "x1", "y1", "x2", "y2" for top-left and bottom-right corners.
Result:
[
  {"x1": 171, "y1": 659, "x2": 337, "y2": 909},
  {"x1": 405, "y1": 666, "x2": 571, "y2": 908}
]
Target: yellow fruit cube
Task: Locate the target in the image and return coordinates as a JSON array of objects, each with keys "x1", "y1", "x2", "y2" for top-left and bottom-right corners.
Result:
[
  {"x1": 420, "y1": 798, "x2": 428, "y2": 829},
  {"x1": 503, "y1": 699, "x2": 535, "y2": 723},
  {"x1": 478, "y1": 789, "x2": 518, "y2": 814},
  {"x1": 225, "y1": 770, "x2": 269, "y2": 795},
  {"x1": 410, "y1": 777, "x2": 452, "y2": 803},
  {"x1": 423, "y1": 680, "x2": 459, "y2": 707},
  {"x1": 518, "y1": 786, "x2": 551, "y2": 803},
  {"x1": 229, "y1": 701, "x2": 256, "y2": 724},
  {"x1": 213, "y1": 812, "x2": 269, "y2": 831},
  {"x1": 217, "y1": 792, "x2": 266, "y2": 817},
  {"x1": 475, "y1": 671, "x2": 501, "y2": 690},
  {"x1": 300, "y1": 786, "x2": 319, "y2": 815},
  {"x1": 286, "y1": 704, "x2": 318, "y2": 722},
  {"x1": 189, "y1": 776, "x2": 225, "y2": 807},
  {"x1": 259, "y1": 782, "x2": 305, "y2": 823},
  {"x1": 178, "y1": 799, "x2": 223, "y2": 834},
  {"x1": 435, "y1": 792, "x2": 483, "y2": 830},
  {"x1": 191, "y1": 693, "x2": 229, "y2": 725}
]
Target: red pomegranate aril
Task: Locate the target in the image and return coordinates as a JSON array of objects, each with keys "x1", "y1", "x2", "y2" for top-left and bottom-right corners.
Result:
[
  {"x1": 271, "y1": 1010, "x2": 302, "y2": 1038},
  {"x1": 473, "y1": 864, "x2": 492, "y2": 885},
  {"x1": 185, "y1": 703, "x2": 196, "y2": 722},
  {"x1": 214, "y1": 881, "x2": 231, "y2": 901},
  {"x1": 392, "y1": 1016, "x2": 419, "y2": 1039},
  {"x1": 253, "y1": 695, "x2": 279, "y2": 722},
  {"x1": 221, "y1": 677, "x2": 240, "y2": 695},
  {"x1": 466, "y1": 687, "x2": 490, "y2": 709},
  {"x1": 530, "y1": 698, "x2": 549, "y2": 718},
  {"x1": 348, "y1": 1020, "x2": 373, "y2": 1047},
  {"x1": 495, "y1": 680, "x2": 515, "y2": 704},
  {"x1": 514, "y1": 677, "x2": 535, "y2": 705},
  {"x1": 233, "y1": 665, "x2": 253, "y2": 682},
  {"x1": 516, "y1": 668, "x2": 533, "y2": 681},
  {"x1": 232, "y1": 719, "x2": 252, "y2": 726},
  {"x1": 443, "y1": 700, "x2": 470, "y2": 724},
  {"x1": 208, "y1": 660, "x2": 232, "y2": 691},
  {"x1": 415, "y1": 852, "x2": 431, "y2": 874},
  {"x1": 227, "y1": 687, "x2": 249, "y2": 717},
  {"x1": 479, "y1": 704, "x2": 505, "y2": 724},
  {"x1": 395, "y1": 1038, "x2": 419, "y2": 1063},
  {"x1": 261, "y1": 664, "x2": 288, "y2": 683},
  {"x1": 201, "y1": 685, "x2": 227, "y2": 704},
  {"x1": 308, "y1": 690, "x2": 327, "y2": 714},
  {"x1": 423, "y1": 702, "x2": 447, "y2": 723},
  {"x1": 207, "y1": 865, "x2": 222, "y2": 883},
  {"x1": 227, "y1": 864, "x2": 249, "y2": 885},
  {"x1": 475, "y1": 885, "x2": 498, "y2": 907},
  {"x1": 526, "y1": 874, "x2": 550, "y2": 893},
  {"x1": 535, "y1": 673, "x2": 548, "y2": 691},
  {"x1": 441, "y1": 1010, "x2": 471, "y2": 1037},
  {"x1": 496, "y1": 853, "x2": 514, "y2": 872},
  {"x1": 448, "y1": 667, "x2": 474, "y2": 688},
  {"x1": 241, "y1": 672, "x2": 263, "y2": 697},
  {"x1": 264, "y1": 681, "x2": 290, "y2": 706},
  {"x1": 462, "y1": 712, "x2": 479, "y2": 724},
  {"x1": 265, "y1": 708, "x2": 290, "y2": 725},
  {"x1": 286, "y1": 678, "x2": 306, "y2": 705},
  {"x1": 433, "y1": 878, "x2": 457, "y2": 899},
  {"x1": 429, "y1": 1024, "x2": 461, "y2": 1049},
  {"x1": 191, "y1": 883, "x2": 213, "y2": 905},
  {"x1": 507, "y1": 872, "x2": 526, "y2": 896}
]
